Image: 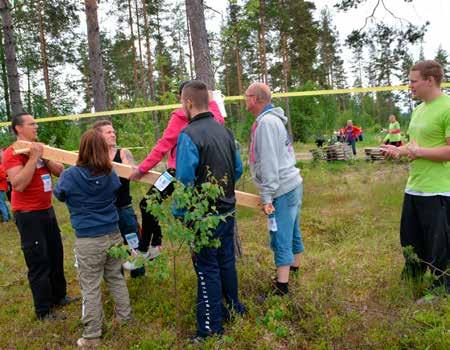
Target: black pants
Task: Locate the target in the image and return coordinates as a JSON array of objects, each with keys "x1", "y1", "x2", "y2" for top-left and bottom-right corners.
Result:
[
  {"x1": 192, "y1": 216, "x2": 245, "y2": 337},
  {"x1": 138, "y1": 169, "x2": 175, "y2": 252},
  {"x1": 15, "y1": 207, "x2": 67, "y2": 317},
  {"x1": 400, "y1": 194, "x2": 450, "y2": 290}
]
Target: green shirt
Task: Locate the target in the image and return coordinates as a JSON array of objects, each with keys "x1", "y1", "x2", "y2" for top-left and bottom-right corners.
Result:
[
  {"x1": 406, "y1": 94, "x2": 450, "y2": 192},
  {"x1": 387, "y1": 121, "x2": 401, "y2": 142}
]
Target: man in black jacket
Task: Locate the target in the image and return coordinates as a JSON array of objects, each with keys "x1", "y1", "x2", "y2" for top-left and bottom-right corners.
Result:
[{"x1": 175, "y1": 80, "x2": 246, "y2": 339}]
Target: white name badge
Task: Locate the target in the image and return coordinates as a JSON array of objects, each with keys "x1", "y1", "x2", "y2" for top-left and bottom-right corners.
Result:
[
  {"x1": 267, "y1": 215, "x2": 278, "y2": 232},
  {"x1": 154, "y1": 171, "x2": 173, "y2": 192},
  {"x1": 41, "y1": 174, "x2": 52, "y2": 192},
  {"x1": 125, "y1": 232, "x2": 140, "y2": 250}
]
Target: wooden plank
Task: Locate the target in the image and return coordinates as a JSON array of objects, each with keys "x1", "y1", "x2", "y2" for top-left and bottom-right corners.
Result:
[{"x1": 13, "y1": 140, "x2": 261, "y2": 209}]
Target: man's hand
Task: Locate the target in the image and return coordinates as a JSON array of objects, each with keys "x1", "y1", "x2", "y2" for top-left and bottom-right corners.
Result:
[
  {"x1": 380, "y1": 144, "x2": 402, "y2": 159},
  {"x1": 29, "y1": 142, "x2": 44, "y2": 160},
  {"x1": 406, "y1": 140, "x2": 421, "y2": 160},
  {"x1": 129, "y1": 167, "x2": 144, "y2": 181},
  {"x1": 262, "y1": 203, "x2": 275, "y2": 215}
]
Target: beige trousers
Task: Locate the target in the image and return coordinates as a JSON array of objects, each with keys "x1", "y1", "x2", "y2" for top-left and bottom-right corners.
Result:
[{"x1": 75, "y1": 232, "x2": 131, "y2": 339}]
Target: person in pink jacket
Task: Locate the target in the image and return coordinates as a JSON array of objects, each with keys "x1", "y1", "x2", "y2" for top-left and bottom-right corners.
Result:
[{"x1": 128, "y1": 81, "x2": 224, "y2": 264}]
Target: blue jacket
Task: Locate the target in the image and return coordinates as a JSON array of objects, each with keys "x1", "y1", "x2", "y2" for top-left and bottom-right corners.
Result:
[
  {"x1": 175, "y1": 112, "x2": 243, "y2": 216},
  {"x1": 54, "y1": 166, "x2": 121, "y2": 238}
]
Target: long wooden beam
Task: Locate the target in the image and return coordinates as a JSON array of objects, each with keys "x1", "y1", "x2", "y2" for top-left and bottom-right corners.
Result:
[{"x1": 13, "y1": 140, "x2": 261, "y2": 209}]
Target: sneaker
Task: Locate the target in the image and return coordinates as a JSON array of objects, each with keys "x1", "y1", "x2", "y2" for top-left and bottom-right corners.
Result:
[
  {"x1": 123, "y1": 250, "x2": 149, "y2": 270},
  {"x1": 122, "y1": 260, "x2": 138, "y2": 270},
  {"x1": 76, "y1": 337, "x2": 101, "y2": 348},
  {"x1": 148, "y1": 245, "x2": 162, "y2": 259},
  {"x1": 55, "y1": 295, "x2": 80, "y2": 307},
  {"x1": 38, "y1": 311, "x2": 67, "y2": 321}
]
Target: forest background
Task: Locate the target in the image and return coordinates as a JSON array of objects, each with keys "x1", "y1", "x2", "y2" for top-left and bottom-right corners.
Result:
[{"x1": 0, "y1": 0, "x2": 449, "y2": 152}]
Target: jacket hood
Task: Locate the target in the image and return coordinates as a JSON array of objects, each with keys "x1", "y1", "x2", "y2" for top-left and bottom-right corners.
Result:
[
  {"x1": 257, "y1": 107, "x2": 287, "y2": 125},
  {"x1": 72, "y1": 166, "x2": 116, "y2": 195}
]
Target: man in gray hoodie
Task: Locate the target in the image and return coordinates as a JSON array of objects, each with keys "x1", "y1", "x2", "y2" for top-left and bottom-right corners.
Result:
[{"x1": 246, "y1": 82, "x2": 304, "y2": 295}]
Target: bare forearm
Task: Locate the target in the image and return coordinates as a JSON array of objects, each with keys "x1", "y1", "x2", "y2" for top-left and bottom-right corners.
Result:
[
  {"x1": 45, "y1": 160, "x2": 64, "y2": 176},
  {"x1": 416, "y1": 146, "x2": 450, "y2": 161},
  {"x1": 10, "y1": 159, "x2": 38, "y2": 192}
]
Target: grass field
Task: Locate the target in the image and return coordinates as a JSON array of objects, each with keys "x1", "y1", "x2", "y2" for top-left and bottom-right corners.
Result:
[{"x1": 0, "y1": 160, "x2": 449, "y2": 349}]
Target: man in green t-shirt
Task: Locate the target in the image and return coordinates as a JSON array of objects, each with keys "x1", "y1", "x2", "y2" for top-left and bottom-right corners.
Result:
[
  {"x1": 383, "y1": 114, "x2": 402, "y2": 146},
  {"x1": 381, "y1": 60, "x2": 450, "y2": 296}
]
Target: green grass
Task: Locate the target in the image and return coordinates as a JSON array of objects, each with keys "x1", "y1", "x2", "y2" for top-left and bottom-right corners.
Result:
[{"x1": 1, "y1": 161, "x2": 449, "y2": 349}]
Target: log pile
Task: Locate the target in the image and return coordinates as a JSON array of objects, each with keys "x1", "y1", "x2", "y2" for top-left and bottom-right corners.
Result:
[
  {"x1": 309, "y1": 143, "x2": 353, "y2": 161},
  {"x1": 364, "y1": 147, "x2": 385, "y2": 161}
]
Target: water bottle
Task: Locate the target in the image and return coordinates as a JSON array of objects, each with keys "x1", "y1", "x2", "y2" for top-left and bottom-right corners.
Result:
[{"x1": 267, "y1": 213, "x2": 278, "y2": 232}]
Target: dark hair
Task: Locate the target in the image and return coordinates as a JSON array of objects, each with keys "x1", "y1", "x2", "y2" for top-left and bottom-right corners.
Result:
[
  {"x1": 181, "y1": 80, "x2": 209, "y2": 110},
  {"x1": 77, "y1": 129, "x2": 112, "y2": 175},
  {"x1": 410, "y1": 60, "x2": 444, "y2": 85},
  {"x1": 92, "y1": 119, "x2": 113, "y2": 131},
  {"x1": 11, "y1": 112, "x2": 31, "y2": 135},
  {"x1": 178, "y1": 80, "x2": 193, "y2": 96}
]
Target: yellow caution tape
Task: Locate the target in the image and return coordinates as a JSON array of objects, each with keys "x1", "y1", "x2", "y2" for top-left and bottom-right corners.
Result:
[{"x1": 1, "y1": 83, "x2": 449, "y2": 127}]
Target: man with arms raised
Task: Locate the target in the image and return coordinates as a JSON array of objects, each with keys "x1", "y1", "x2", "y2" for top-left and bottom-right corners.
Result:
[
  {"x1": 3, "y1": 112, "x2": 76, "y2": 320},
  {"x1": 381, "y1": 60, "x2": 450, "y2": 296}
]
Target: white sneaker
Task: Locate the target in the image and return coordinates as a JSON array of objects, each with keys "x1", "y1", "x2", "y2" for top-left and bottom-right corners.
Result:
[
  {"x1": 122, "y1": 250, "x2": 149, "y2": 270},
  {"x1": 122, "y1": 260, "x2": 137, "y2": 270},
  {"x1": 148, "y1": 245, "x2": 162, "y2": 259}
]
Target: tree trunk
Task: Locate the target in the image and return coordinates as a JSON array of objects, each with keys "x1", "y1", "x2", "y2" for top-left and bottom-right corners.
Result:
[
  {"x1": 141, "y1": 0, "x2": 159, "y2": 140},
  {"x1": 185, "y1": 0, "x2": 214, "y2": 89},
  {"x1": 37, "y1": 0, "x2": 52, "y2": 113},
  {"x1": 0, "y1": 26, "x2": 10, "y2": 119},
  {"x1": 281, "y1": 29, "x2": 293, "y2": 139},
  {"x1": 84, "y1": 0, "x2": 106, "y2": 112},
  {"x1": 127, "y1": 0, "x2": 139, "y2": 95},
  {"x1": 26, "y1": 66, "x2": 32, "y2": 113},
  {"x1": 134, "y1": 0, "x2": 145, "y2": 96},
  {"x1": 258, "y1": 0, "x2": 268, "y2": 83},
  {"x1": 185, "y1": 7, "x2": 194, "y2": 79},
  {"x1": 0, "y1": 0, "x2": 23, "y2": 116},
  {"x1": 141, "y1": 0, "x2": 155, "y2": 99}
]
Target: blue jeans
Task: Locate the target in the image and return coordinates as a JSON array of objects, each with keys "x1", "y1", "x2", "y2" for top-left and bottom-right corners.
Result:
[
  {"x1": 347, "y1": 139, "x2": 356, "y2": 155},
  {"x1": 117, "y1": 205, "x2": 139, "y2": 243},
  {"x1": 270, "y1": 184, "x2": 304, "y2": 267},
  {"x1": 117, "y1": 205, "x2": 145, "y2": 277},
  {"x1": 192, "y1": 216, "x2": 246, "y2": 337},
  {"x1": 0, "y1": 191, "x2": 10, "y2": 222}
]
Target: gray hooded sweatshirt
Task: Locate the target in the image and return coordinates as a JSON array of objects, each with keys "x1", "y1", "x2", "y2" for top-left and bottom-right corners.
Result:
[{"x1": 249, "y1": 106, "x2": 302, "y2": 204}]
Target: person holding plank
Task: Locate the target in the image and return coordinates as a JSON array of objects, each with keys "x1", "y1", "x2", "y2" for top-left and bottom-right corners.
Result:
[
  {"x1": 54, "y1": 129, "x2": 132, "y2": 348},
  {"x1": 93, "y1": 120, "x2": 145, "y2": 278},
  {"x1": 246, "y1": 82, "x2": 304, "y2": 296},
  {"x1": 3, "y1": 112, "x2": 76, "y2": 321},
  {"x1": 129, "y1": 81, "x2": 224, "y2": 260},
  {"x1": 175, "y1": 80, "x2": 245, "y2": 340},
  {"x1": 381, "y1": 60, "x2": 450, "y2": 297}
]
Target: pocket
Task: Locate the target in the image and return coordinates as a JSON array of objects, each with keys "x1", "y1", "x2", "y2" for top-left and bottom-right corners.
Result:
[{"x1": 22, "y1": 240, "x2": 47, "y2": 268}]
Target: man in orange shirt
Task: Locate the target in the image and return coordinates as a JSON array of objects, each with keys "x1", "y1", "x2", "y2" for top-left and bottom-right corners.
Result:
[{"x1": 3, "y1": 112, "x2": 76, "y2": 320}]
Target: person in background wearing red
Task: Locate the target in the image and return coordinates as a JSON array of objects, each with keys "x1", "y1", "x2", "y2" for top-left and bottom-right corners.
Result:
[
  {"x1": 128, "y1": 80, "x2": 224, "y2": 262},
  {"x1": 3, "y1": 112, "x2": 77, "y2": 321},
  {"x1": 0, "y1": 150, "x2": 10, "y2": 222},
  {"x1": 343, "y1": 120, "x2": 361, "y2": 156}
]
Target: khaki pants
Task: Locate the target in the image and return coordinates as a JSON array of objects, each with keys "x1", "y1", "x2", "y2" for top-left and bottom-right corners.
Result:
[{"x1": 75, "y1": 232, "x2": 131, "y2": 339}]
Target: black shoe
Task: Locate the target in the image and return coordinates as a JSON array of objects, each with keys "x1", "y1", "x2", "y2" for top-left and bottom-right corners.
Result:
[
  {"x1": 55, "y1": 295, "x2": 80, "y2": 307},
  {"x1": 130, "y1": 266, "x2": 146, "y2": 278},
  {"x1": 38, "y1": 311, "x2": 67, "y2": 321}
]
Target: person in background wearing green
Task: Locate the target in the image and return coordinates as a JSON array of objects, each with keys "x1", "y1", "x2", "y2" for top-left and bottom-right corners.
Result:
[
  {"x1": 383, "y1": 114, "x2": 402, "y2": 146},
  {"x1": 381, "y1": 60, "x2": 450, "y2": 300}
]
